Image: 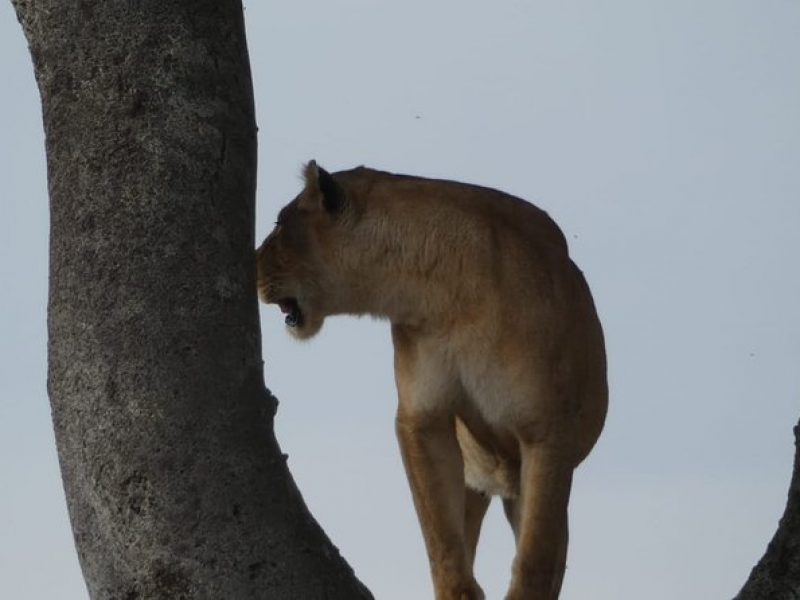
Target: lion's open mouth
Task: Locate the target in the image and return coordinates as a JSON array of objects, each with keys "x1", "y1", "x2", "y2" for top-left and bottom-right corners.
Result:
[{"x1": 278, "y1": 298, "x2": 303, "y2": 328}]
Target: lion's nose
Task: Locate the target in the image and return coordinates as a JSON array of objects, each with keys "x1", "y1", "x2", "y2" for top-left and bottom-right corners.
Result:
[{"x1": 255, "y1": 246, "x2": 269, "y2": 289}]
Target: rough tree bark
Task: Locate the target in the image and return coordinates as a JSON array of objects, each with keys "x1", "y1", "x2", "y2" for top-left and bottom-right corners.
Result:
[
  {"x1": 735, "y1": 417, "x2": 800, "y2": 600},
  {"x1": 12, "y1": 1, "x2": 372, "y2": 598}
]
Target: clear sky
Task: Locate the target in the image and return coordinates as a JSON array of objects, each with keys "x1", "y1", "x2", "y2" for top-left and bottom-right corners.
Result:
[{"x1": 2, "y1": 1, "x2": 799, "y2": 599}]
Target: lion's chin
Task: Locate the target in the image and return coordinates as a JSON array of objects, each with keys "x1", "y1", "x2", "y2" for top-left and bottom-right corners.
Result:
[{"x1": 286, "y1": 311, "x2": 324, "y2": 340}]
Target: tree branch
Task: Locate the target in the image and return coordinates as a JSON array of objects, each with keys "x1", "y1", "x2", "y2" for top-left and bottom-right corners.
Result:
[
  {"x1": 12, "y1": 1, "x2": 372, "y2": 597},
  {"x1": 735, "y1": 417, "x2": 800, "y2": 600}
]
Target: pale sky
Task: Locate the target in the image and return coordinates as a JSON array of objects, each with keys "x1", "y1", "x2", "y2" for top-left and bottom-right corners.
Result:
[{"x1": 2, "y1": 2, "x2": 799, "y2": 599}]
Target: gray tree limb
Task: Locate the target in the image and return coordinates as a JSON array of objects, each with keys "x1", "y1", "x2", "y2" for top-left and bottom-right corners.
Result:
[
  {"x1": 11, "y1": 1, "x2": 372, "y2": 597},
  {"x1": 736, "y1": 417, "x2": 800, "y2": 600}
]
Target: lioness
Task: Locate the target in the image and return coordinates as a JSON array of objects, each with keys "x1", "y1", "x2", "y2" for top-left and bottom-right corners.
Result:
[{"x1": 256, "y1": 162, "x2": 607, "y2": 600}]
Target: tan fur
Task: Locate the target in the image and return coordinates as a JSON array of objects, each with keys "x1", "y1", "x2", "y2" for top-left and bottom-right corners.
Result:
[{"x1": 257, "y1": 162, "x2": 608, "y2": 600}]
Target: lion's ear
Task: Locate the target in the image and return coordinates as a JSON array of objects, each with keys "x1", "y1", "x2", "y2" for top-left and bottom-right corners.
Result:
[{"x1": 302, "y1": 160, "x2": 345, "y2": 214}]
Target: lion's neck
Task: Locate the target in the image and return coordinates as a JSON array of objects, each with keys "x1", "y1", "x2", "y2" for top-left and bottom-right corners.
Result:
[{"x1": 334, "y1": 210, "x2": 486, "y2": 328}]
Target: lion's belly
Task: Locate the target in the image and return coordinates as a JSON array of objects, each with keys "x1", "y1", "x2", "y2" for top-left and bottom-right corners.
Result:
[{"x1": 455, "y1": 418, "x2": 519, "y2": 498}]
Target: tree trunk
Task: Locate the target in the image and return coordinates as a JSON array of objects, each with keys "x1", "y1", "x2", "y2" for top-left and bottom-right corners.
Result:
[
  {"x1": 11, "y1": 1, "x2": 372, "y2": 598},
  {"x1": 735, "y1": 417, "x2": 800, "y2": 600}
]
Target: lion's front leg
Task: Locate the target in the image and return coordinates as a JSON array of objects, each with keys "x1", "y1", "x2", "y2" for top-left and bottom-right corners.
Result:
[
  {"x1": 392, "y1": 324, "x2": 483, "y2": 599},
  {"x1": 396, "y1": 410, "x2": 484, "y2": 600}
]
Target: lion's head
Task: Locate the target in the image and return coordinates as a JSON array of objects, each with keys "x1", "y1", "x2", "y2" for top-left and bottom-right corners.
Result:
[{"x1": 256, "y1": 161, "x2": 355, "y2": 339}]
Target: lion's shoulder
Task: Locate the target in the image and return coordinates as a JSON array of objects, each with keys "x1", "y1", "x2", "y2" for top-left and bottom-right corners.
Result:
[{"x1": 332, "y1": 167, "x2": 568, "y2": 253}]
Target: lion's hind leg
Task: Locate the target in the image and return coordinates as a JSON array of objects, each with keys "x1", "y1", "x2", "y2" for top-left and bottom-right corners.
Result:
[
  {"x1": 502, "y1": 496, "x2": 521, "y2": 542},
  {"x1": 464, "y1": 487, "x2": 491, "y2": 567},
  {"x1": 505, "y1": 445, "x2": 573, "y2": 600}
]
